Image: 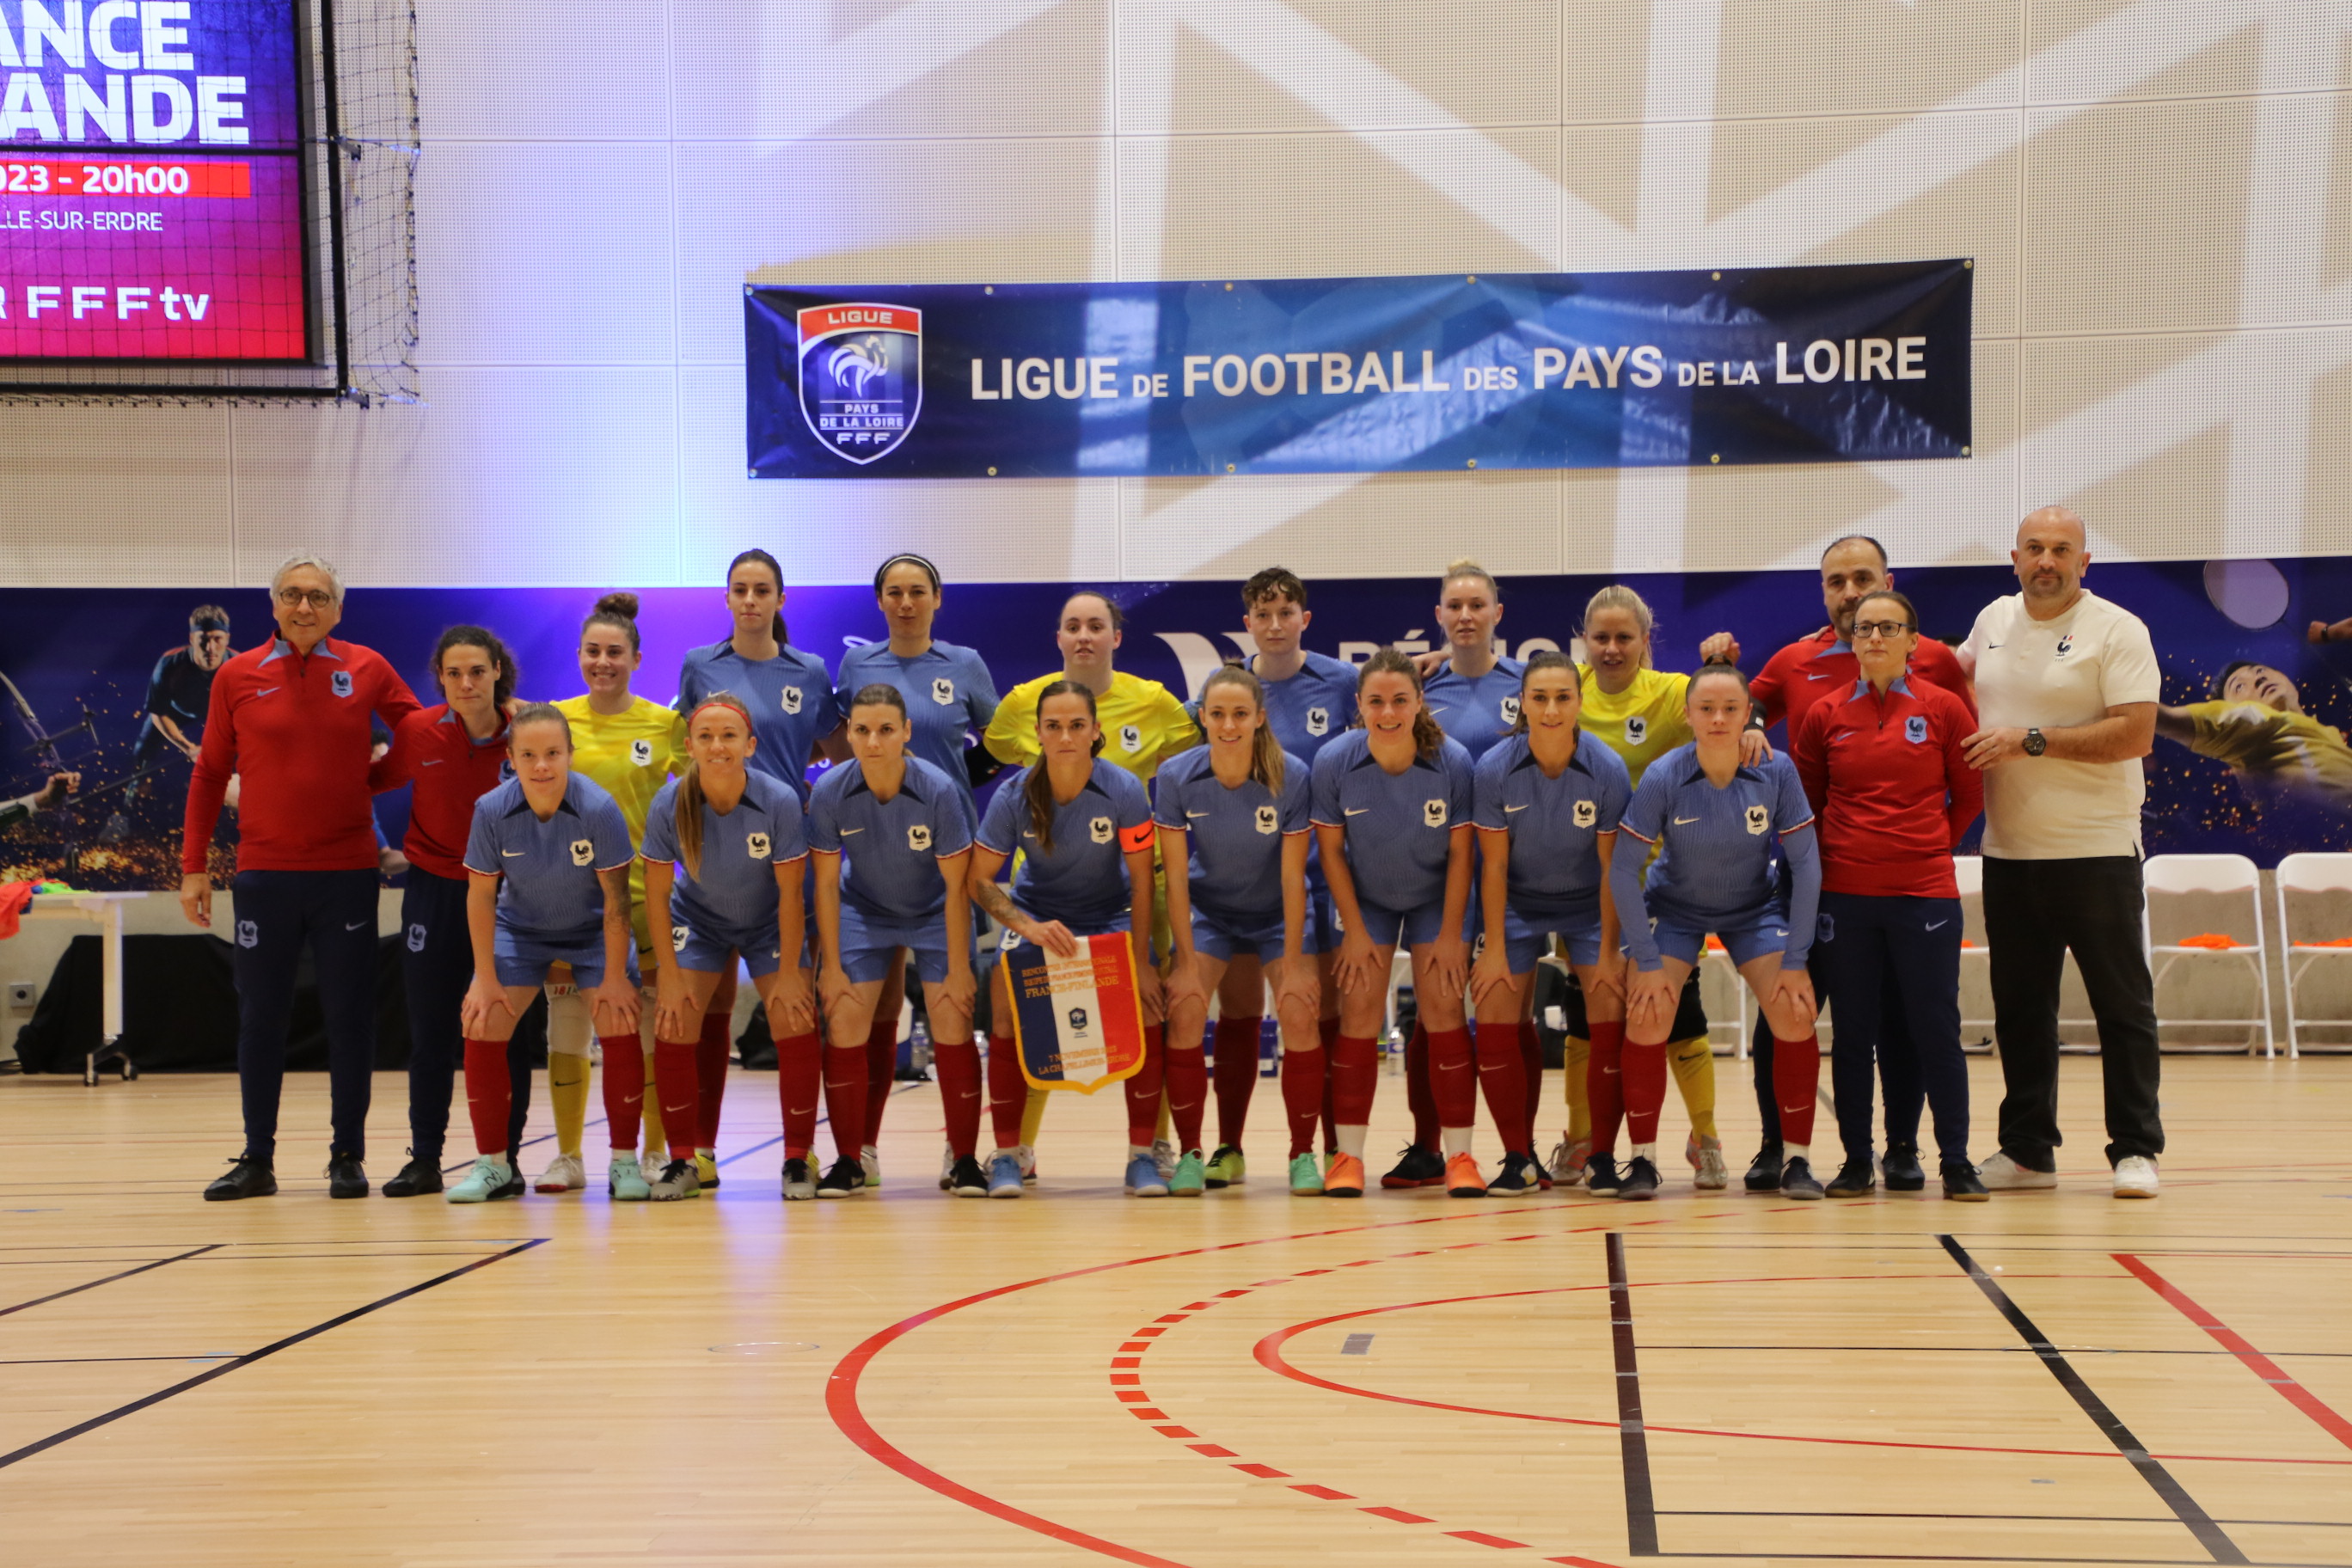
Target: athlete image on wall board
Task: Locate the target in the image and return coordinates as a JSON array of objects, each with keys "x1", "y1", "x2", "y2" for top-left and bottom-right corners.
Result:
[
  {"x1": 105, "y1": 604, "x2": 234, "y2": 841},
  {"x1": 2154, "y1": 646, "x2": 2352, "y2": 820}
]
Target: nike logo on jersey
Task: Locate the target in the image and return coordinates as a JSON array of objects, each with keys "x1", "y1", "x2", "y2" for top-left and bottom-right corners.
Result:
[
  {"x1": 839, "y1": 826, "x2": 865, "y2": 836},
  {"x1": 1674, "y1": 816, "x2": 1699, "y2": 825},
  {"x1": 421, "y1": 757, "x2": 444, "y2": 765},
  {"x1": 1186, "y1": 809, "x2": 1210, "y2": 818},
  {"x1": 344, "y1": 919, "x2": 368, "y2": 930},
  {"x1": 1806, "y1": 671, "x2": 1833, "y2": 681},
  {"x1": 1504, "y1": 803, "x2": 1528, "y2": 813},
  {"x1": 1344, "y1": 807, "x2": 1370, "y2": 817},
  {"x1": 1925, "y1": 920, "x2": 1949, "y2": 930},
  {"x1": 503, "y1": 849, "x2": 525, "y2": 857}
]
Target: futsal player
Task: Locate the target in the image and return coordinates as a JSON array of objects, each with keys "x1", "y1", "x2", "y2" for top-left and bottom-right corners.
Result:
[
  {"x1": 110, "y1": 603, "x2": 232, "y2": 838},
  {"x1": 809, "y1": 685, "x2": 981, "y2": 1198},
  {"x1": 1311, "y1": 649, "x2": 1479, "y2": 1198},
  {"x1": 185, "y1": 553, "x2": 422, "y2": 1201},
  {"x1": 1157, "y1": 665, "x2": 1320, "y2": 1196},
  {"x1": 1470, "y1": 651, "x2": 1630, "y2": 1195},
  {"x1": 1792, "y1": 590, "x2": 1988, "y2": 1200},
  {"x1": 369, "y1": 627, "x2": 531, "y2": 1197},
  {"x1": 449, "y1": 706, "x2": 641, "y2": 1202},
  {"x1": 1611, "y1": 666, "x2": 1823, "y2": 1200},
  {"x1": 835, "y1": 552, "x2": 1000, "y2": 1187},
  {"x1": 640, "y1": 694, "x2": 820, "y2": 1201},
  {"x1": 969, "y1": 682, "x2": 1162, "y2": 1197},
  {"x1": 550, "y1": 593, "x2": 681, "y2": 1185},
  {"x1": 673, "y1": 549, "x2": 842, "y2": 1185}
]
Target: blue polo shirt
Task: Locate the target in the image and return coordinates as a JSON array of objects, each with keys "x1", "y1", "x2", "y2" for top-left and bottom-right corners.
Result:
[
  {"x1": 976, "y1": 758, "x2": 1154, "y2": 928},
  {"x1": 462, "y1": 774, "x2": 635, "y2": 946},
  {"x1": 1472, "y1": 733, "x2": 1631, "y2": 920},
  {"x1": 676, "y1": 639, "x2": 842, "y2": 803},
  {"x1": 1308, "y1": 730, "x2": 1477, "y2": 914},
  {"x1": 1424, "y1": 655, "x2": 1528, "y2": 761},
  {"x1": 806, "y1": 755, "x2": 974, "y2": 922},
  {"x1": 1152, "y1": 743, "x2": 1313, "y2": 929},
  {"x1": 640, "y1": 769, "x2": 807, "y2": 940},
  {"x1": 834, "y1": 640, "x2": 1000, "y2": 801},
  {"x1": 1616, "y1": 744, "x2": 1816, "y2": 964}
]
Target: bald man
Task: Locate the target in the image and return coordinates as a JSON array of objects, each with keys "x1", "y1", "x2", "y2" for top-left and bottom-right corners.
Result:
[{"x1": 1957, "y1": 507, "x2": 2162, "y2": 1198}]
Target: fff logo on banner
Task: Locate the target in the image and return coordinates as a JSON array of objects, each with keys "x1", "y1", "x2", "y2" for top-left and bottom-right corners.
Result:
[{"x1": 795, "y1": 303, "x2": 923, "y2": 465}]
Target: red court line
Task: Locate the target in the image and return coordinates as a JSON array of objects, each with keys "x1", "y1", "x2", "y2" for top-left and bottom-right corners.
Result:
[{"x1": 2112, "y1": 1253, "x2": 2352, "y2": 1452}]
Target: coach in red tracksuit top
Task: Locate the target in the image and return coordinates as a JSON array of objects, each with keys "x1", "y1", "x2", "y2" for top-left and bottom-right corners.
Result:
[
  {"x1": 181, "y1": 553, "x2": 421, "y2": 1202},
  {"x1": 1792, "y1": 589, "x2": 1987, "y2": 1201}
]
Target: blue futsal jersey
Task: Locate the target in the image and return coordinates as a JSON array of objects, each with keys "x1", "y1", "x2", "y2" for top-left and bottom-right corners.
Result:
[
  {"x1": 1254, "y1": 652, "x2": 1359, "y2": 763},
  {"x1": 676, "y1": 639, "x2": 841, "y2": 802},
  {"x1": 1424, "y1": 655, "x2": 1528, "y2": 761},
  {"x1": 834, "y1": 640, "x2": 999, "y2": 804},
  {"x1": 640, "y1": 769, "x2": 807, "y2": 943},
  {"x1": 1308, "y1": 730, "x2": 1476, "y2": 915},
  {"x1": 1472, "y1": 733, "x2": 1631, "y2": 921},
  {"x1": 806, "y1": 756, "x2": 973, "y2": 922},
  {"x1": 1615, "y1": 744, "x2": 1817, "y2": 967},
  {"x1": 976, "y1": 759, "x2": 1154, "y2": 928},
  {"x1": 1152, "y1": 744, "x2": 1312, "y2": 930},
  {"x1": 462, "y1": 774, "x2": 636, "y2": 946}
]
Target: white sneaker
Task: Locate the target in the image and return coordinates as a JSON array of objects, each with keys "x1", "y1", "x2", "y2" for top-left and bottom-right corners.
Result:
[
  {"x1": 1549, "y1": 1136, "x2": 1589, "y2": 1189},
  {"x1": 1151, "y1": 1138, "x2": 1178, "y2": 1181},
  {"x1": 861, "y1": 1143, "x2": 882, "y2": 1190},
  {"x1": 938, "y1": 1141, "x2": 956, "y2": 1191},
  {"x1": 533, "y1": 1151, "x2": 586, "y2": 1193},
  {"x1": 1017, "y1": 1142, "x2": 1038, "y2": 1185},
  {"x1": 2111, "y1": 1155, "x2": 2159, "y2": 1198},
  {"x1": 1687, "y1": 1133, "x2": 1728, "y2": 1191},
  {"x1": 1978, "y1": 1152, "x2": 2058, "y2": 1191}
]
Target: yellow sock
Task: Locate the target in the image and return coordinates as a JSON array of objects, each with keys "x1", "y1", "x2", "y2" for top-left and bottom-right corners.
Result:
[
  {"x1": 548, "y1": 1050, "x2": 591, "y2": 1158},
  {"x1": 1668, "y1": 1034, "x2": 1718, "y2": 1144},
  {"x1": 1155, "y1": 1090, "x2": 1173, "y2": 1144},
  {"x1": 1020, "y1": 1086, "x2": 1048, "y2": 1147},
  {"x1": 639, "y1": 1040, "x2": 666, "y2": 1161},
  {"x1": 1562, "y1": 1035, "x2": 1590, "y2": 1142}
]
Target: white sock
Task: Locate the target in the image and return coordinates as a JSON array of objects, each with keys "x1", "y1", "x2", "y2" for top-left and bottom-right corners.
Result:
[
  {"x1": 1442, "y1": 1127, "x2": 1473, "y2": 1158},
  {"x1": 1337, "y1": 1124, "x2": 1367, "y2": 1160},
  {"x1": 1631, "y1": 1142, "x2": 1657, "y2": 1164},
  {"x1": 1130, "y1": 1143, "x2": 1154, "y2": 1159},
  {"x1": 1785, "y1": 1142, "x2": 1810, "y2": 1166}
]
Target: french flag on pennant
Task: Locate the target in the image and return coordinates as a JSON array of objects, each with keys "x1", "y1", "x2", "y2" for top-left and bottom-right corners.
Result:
[{"x1": 1008, "y1": 932, "x2": 1147, "y2": 1093}]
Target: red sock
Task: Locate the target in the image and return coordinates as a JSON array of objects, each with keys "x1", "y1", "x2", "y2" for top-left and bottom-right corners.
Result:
[
  {"x1": 1773, "y1": 1033, "x2": 1821, "y2": 1147},
  {"x1": 934, "y1": 1036, "x2": 983, "y2": 1161},
  {"x1": 1331, "y1": 1033, "x2": 1379, "y2": 1128},
  {"x1": 1405, "y1": 1021, "x2": 1437, "y2": 1149},
  {"x1": 1166, "y1": 1045, "x2": 1208, "y2": 1152},
  {"x1": 986, "y1": 1032, "x2": 1026, "y2": 1149},
  {"x1": 776, "y1": 1032, "x2": 822, "y2": 1159},
  {"x1": 1428, "y1": 1025, "x2": 1476, "y2": 1128},
  {"x1": 1211, "y1": 1016, "x2": 1261, "y2": 1148},
  {"x1": 653, "y1": 1039, "x2": 700, "y2": 1160},
  {"x1": 1476, "y1": 1025, "x2": 1530, "y2": 1155},
  {"x1": 1624, "y1": 1040, "x2": 1668, "y2": 1145},
  {"x1": 1518, "y1": 1021, "x2": 1544, "y2": 1154},
  {"x1": 462, "y1": 1039, "x2": 511, "y2": 1156},
  {"x1": 1123, "y1": 1024, "x2": 1167, "y2": 1147},
  {"x1": 1318, "y1": 1016, "x2": 1340, "y2": 1152},
  {"x1": 599, "y1": 1035, "x2": 644, "y2": 1154},
  {"x1": 1587, "y1": 1020, "x2": 1626, "y2": 1155},
  {"x1": 695, "y1": 1009, "x2": 732, "y2": 1148},
  {"x1": 823, "y1": 1046, "x2": 867, "y2": 1165},
  {"x1": 862, "y1": 1015, "x2": 897, "y2": 1146},
  {"x1": 1279, "y1": 1045, "x2": 1323, "y2": 1157}
]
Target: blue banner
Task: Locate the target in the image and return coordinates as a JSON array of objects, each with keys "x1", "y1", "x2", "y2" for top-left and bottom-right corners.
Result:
[{"x1": 745, "y1": 261, "x2": 1971, "y2": 479}]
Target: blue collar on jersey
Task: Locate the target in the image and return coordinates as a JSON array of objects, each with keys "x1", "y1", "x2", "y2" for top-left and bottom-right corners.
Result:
[
  {"x1": 436, "y1": 707, "x2": 511, "y2": 745},
  {"x1": 843, "y1": 762, "x2": 935, "y2": 801},
  {"x1": 261, "y1": 637, "x2": 342, "y2": 665},
  {"x1": 1668, "y1": 749, "x2": 1765, "y2": 787},
  {"x1": 1347, "y1": 744, "x2": 1443, "y2": 774},
  {"x1": 500, "y1": 779, "x2": 584, "y2": 818},
  {"x1": 1849, "y1": 675, "x2": 1914, "y2": 701},
  {"x1": 1507, "y1": 737, "x2": 1599, "y2": 776}
]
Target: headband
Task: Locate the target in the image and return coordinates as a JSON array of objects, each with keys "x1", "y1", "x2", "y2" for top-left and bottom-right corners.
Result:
[
  {"x1": 191, "y1": 612, "x2": 230, "y2": 632},
  {"x1": 873, "y1": 552, "x2": 941, "y2": 593}
]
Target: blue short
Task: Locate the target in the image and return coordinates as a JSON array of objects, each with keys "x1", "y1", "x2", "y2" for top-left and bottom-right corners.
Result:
[
  {"x1": 837, "y1": 902, "x2": 971, "y2": 985},
  {"x1": 1189, "y1": 907, "x2": 1311, "y2": 965},
  {"x1": 669, "y1": 917, "x2": 801, "y2": 979},
  {"x1": 494, "y1": 929, "x2": 638, "y2": 990},
  {"x1": 1647, "y1": 911, "x2": 1792, "y2": 970},
  {"x1": 1499, "y1": 906, "x2": 1605, "y2": 972},
  {"x1": 1011, "y1": 907, "x2": 1131, "y2": 940},
  {"x1": 1347, "y1": 897, "x2": 1472, "y2": 952},
  {"x1": 1307, "y1": 891, "x2": 1338, "y2": 956}
]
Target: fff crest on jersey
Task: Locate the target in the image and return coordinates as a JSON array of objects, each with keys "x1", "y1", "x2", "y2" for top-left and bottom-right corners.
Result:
[
  {"x1": 1089, "y1": 815, "x2": 1115, "y2": 844},
  {"x1": 1573, "y1": 799, "x2": 1597, "y2": 829},
  {"x1": 630, "y1": 738, "x2": 654, "y2": 767},
  {"x1": 1624, "y1": 715, "x2": 1647, "y2": 746},
  {"x1": 907, "y1": 824, "x2": 933, "y2": 852},
  {"x1": 747, "y1": 831, "x2": 773, "y2": 859},
  {"x1": 1305, "y1": 706, "x2": 1329, "y2": 737},
  {"x1": 407, "y1": 922, "x2": 426, "y2": 952},
  {"x1": 1744, "y1": 804, "x2": 1770, "y2": 835},
  {"x1": 329, "y1": 669, "x2": 352, "y2": 698},
  {"x1": 2055, "y1": 633, "x2": 2074, "y2": 658},
  {"x1": 932, "y1": 677, "x2": 956, "y2": 705},
  {"x1": 1423, "y1": 799, "x2": 1448, "y2": 828},
  {"x1": 1119, "y1": 723, "x2": 1142, "y2": 753},
  {"x1": 780, "y1": 685, "x2": 803, "y2": 715},
  {"x1": 1253, "y1": 804, "x2": 1279, "y2": 835},
  {"x1": 796, "y1": 303, "x2": 922, "y2": 465},
  {"x1": 1905, "y1": 714, "x2": 1928, "y2": 744},
  {"x1": 1500, "y1": 696, "x2": 1521, "y2": 725},
  {"x1": 569, "y1": 838, "x2": 594, "y2": 867}
]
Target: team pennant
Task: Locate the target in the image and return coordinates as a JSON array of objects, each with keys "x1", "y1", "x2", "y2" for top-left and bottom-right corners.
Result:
[{"x1": 1005, "y1": 931, "x2": 1147, "y2": 1093}]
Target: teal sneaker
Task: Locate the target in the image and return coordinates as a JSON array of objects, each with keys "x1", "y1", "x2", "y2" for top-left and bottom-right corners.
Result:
[
  {"x1": 607, "y1": 1153, "x2": 652, "y2": 1202},
  {"x1": 1170, "y1": 1148, "x2": 1206, "y2": 1197},
  {"x1": 1289, "y1": 1152, "x2": 1326, "y2": 1196},
  {"x1": 1204, "y1": 1144, "x2": 1246, "y2": 1188},
  {"x1": 446, "y1": 1155, "x2": 519, "y2": 1204}
]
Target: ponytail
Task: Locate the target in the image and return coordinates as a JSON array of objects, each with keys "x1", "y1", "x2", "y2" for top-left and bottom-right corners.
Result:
[
  {"x1": 1200, "y1": 662, "x2": 1284, "y2": 795},
  {"x1": 1359, "y1": 647, "x2": 1443, "y2": 759},
  {"x1": 1023, "y1": 679, "x2": 1102, "y2": 855},
  {"x1": 675, "y1": 691, "x2": 754, "y2": 881},
  {"x1": 1510, "y1": 649, "x2": 1579, "y2": 735},
  {"x1": 727, "y1": 548, "x2": 790, "y2": 644}
]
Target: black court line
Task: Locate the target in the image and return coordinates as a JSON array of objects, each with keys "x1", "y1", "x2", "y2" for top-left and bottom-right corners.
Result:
[
  {"x1": 0, "y1": 1238, "x2": 546, "y2": 1473},
  {"x1": 1660, "y1": 1512, "x2": 2352, "y2": 1529},
  {"x1": 1938, "y1": 1235, "x2": 2249, "y2": 1566},
  {"x1": 1653, "y1": 1555, "x2": 2338, "y2": 1565},
  {"x1": 0, "y1": 1245, "x2": 221, "y2": 1319},
  {"x1": 0, "y1": 1356, "x2": 240, "y2": 1366},
  {"x1": 1606, "y1": 1230, "x2": 1660, "y2": 1558},
  {"x1": 1644, "y1": 1344, "x2": 2352, "y2": 1359}
]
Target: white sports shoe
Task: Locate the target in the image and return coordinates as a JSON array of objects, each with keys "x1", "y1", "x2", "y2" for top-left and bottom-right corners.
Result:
[
  {"x1": 938, "y1": 1141, "x2": 956, "y2": 1191},
  {"x1": 2111, "y1": 1155, "x2": 2159, "y2": 1198},
  {"x1": 861, "y1": 1143, "x2": 882, "y2": 1190},
  {"x1": 1978, "y1": 1152, "x2": 2058, "y2": 1191},
  {"x1": 533, "y1": 1152, "x2": 586, "y2": 1193},
  {"x1": 1017, "y1": 1142, "x2": 1038, "y2": 1185},
  {"x1": 1549, "y1": 1136, "x2": 1589, "y2": 1189},
  {"x1": 1151, "y1": 1138, "x2": 1178, "y2": 1181},
  {"x1": 1687, "y1": 1134, "x2": 1728, "y2": 1191}
]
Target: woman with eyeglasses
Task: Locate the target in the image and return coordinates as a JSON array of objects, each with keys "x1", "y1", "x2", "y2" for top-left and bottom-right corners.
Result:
[{"x1": 1792, "y1": 589, "x2": 1988, "y2": 1201}]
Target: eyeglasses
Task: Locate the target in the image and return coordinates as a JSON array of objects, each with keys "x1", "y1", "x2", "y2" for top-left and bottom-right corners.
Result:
[
  {"x1": 275, "y1": 587, "x2": 334, "y2": 609},
  {"x1": 1851, "y1": 620, "x2": 1914, "y2": 640}
]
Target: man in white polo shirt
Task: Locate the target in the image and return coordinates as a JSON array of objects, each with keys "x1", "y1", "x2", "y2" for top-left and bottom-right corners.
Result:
[{"x1": 1958, "y1": 506, "x2": 2163, "y2": 1198}]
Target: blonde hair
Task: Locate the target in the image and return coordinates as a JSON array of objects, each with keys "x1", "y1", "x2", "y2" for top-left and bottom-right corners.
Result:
[
  {"x1": 1358, "y1": 647, "x2": 1444, "y2": 759},
  {"x1": 1582, "y1": 584, "x2": 1657, "y2": 669},
  {"x1": 675, "y1": 691, "x2": 754, "y2": 881},
  {"x1": 1199, "y1": 664, "x2": 1285, "y2": 795},
  {"x1": 1441, "y1": 557, "x2": 1499, "y2": 600}
]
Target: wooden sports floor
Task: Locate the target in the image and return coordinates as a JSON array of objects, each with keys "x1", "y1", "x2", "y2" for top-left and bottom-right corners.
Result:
[{"x1": 2, "y1": 1056, "x2": 2347, "y2": 1568}]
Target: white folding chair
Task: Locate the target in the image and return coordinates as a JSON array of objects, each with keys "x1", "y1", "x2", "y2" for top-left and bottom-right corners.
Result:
[
  {"x1": 2144, "y1": 854, "x2": 2274, "y2": 1057},
  {"x1": 2273, "y1": 851, "x2": 2352, "y2": 1058},
  {"x1": 1954, "y1": 855, "x2": 1994, "y2": 1045}
]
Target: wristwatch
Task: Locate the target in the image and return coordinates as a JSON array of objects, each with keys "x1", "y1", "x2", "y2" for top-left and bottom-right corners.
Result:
[{"x1": 2022, "y1": 727, "x2": 2046, "y2": 756}]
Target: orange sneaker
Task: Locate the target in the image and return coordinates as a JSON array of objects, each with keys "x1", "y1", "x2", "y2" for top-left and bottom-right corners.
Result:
[
  {"x1": 1323, "y1": 1151, "x2": 1366, "y2": 1197},
  {"x1": 1444, "y1": 1151, "x2": 1485, "y2": 1197}
]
